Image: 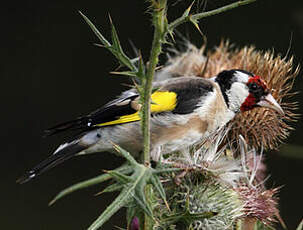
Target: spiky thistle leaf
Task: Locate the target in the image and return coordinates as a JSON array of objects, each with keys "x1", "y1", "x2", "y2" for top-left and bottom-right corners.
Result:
[
  {"x1": 49, "y1": 164, "x2": 132, "y2": 206},
  {"x1": 297, "y1": 220, "x2": 303, "y2": 230},
  {"x1": 79, "y1": 11, "x2": 137, "y2": 72},
  {"x1": 86, "y1": 145, "x2": 171, "y2": 230}
]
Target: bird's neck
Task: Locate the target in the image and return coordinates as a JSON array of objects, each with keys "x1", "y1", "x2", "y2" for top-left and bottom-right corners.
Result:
[
  {"x1": 206, "y1": 82, "x2": 236, "y2": 130},
  {"x1": 214, "y1": 78, "x2": 248, "y2": 114}
]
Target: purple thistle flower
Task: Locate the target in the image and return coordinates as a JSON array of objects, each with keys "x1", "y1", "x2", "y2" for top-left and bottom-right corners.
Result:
[
  {"x1": 130, "y1": 216, "x2": 139, "y2": 230},
  {"x1": 236, "y1": 185, "x2": 280, "y2": 225}
]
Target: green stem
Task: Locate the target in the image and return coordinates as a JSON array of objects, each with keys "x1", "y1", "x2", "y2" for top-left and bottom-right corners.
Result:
[
  {"x1": 142, "y1": 1, "x2": 167, "y2": 229},
  {"x1": 142, "y1": 0, "x2": 167, "y2": 166},
  {"x1": 168, "y1": 0, "x2": 257, "y2": 31},
  {"x1": 143, "y1": 184, "x2": 154, "y2": 230}
]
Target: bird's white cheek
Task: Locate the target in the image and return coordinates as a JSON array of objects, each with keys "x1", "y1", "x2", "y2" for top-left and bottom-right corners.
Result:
[
  {"x1": 235, "y1": 71, "x2": 250, "y2": 82},
  {"x1": 228, "y1": 83, "x2": 249, "y2": 112}
]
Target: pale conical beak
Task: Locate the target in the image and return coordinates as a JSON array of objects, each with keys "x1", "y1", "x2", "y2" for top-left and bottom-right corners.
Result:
[{"x1": 257, "y1": 94, "x2": 284, "y2": 115}]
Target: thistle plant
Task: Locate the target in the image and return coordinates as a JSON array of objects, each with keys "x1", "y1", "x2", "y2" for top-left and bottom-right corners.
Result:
[{"x1": 47, "y1": 1, "x2": 301, "y2": 230}]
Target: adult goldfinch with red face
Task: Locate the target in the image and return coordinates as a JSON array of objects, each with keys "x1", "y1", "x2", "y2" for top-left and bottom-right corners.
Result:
[{"x1": 18, "y1": 69, "x2": 284, "y2": 184}]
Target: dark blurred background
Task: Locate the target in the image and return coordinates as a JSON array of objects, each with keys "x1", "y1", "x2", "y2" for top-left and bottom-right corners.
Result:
[{"x1": 2, "y1": 0, "x2": 303, "y2": 229}]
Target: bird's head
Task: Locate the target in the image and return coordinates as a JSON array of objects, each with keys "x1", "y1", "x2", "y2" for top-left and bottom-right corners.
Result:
[{"x1": 215, "y1": 69, "x2": 284, "y2": 115}]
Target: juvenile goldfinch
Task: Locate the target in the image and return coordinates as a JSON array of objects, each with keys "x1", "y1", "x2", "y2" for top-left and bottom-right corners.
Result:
[{"x1": 18, "y1": 69, "x2": 284, "y2": 184}]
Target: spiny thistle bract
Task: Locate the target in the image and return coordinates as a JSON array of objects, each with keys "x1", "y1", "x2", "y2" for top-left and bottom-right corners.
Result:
[
  {"x1": 159, "y1": 41, "x2": 300, "y2": 150},
  {"x1": 153, "y1": 129, "x2": 244, "y2": 230},
  {"x1": 152, "y1": 130, "x2": 280, "y2": 230}
]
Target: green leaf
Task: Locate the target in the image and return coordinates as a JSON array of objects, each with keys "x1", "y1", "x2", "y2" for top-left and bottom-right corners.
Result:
[
  {"x1": 88, "y1": 185, "x2": 134, "y2": 230},
  {"x1": 111, "y1": 71, "x2": 138, "y2": 77},
  {"x1": 112, "y1": 144, "x2": 139, "y2": 166},
  {"x1": 79, "y1": 11, "x2": 111, "y2": 47},
  {"x1": 163, "y1": 16, "x2": 175, "y2": 44},
  {"x1": 189, "y1": 16, "x2": 203, "y2": 36},
  {"x1": 182, "y1": 1, "x2": 195, "y2": 17},
  {"x1": 101, "y1": 183, "x2": 125, "y2": 194},
  {"x1": 297, "y1": 220, "x2": 303, "y2": 230},
  {"x1": 108, "y1": 14, "x2": 123, "y2": 53},
  {"x1": 150, "y1": 174, "x2": 167, "y2": 208},
  {"x1": 49, "y1": 173, "x2": 111, "y2": 206},
  {"x1": 85, "y1": 146, "x2": 158, "y2": 229},
  {"x1": 49, "y1": 164, "x2": 132, "y2": 205},
  {"x1": 79, "y1": 11, "x2": 136, "y2": 72},
  {"x1": 132, "y1": 190, "x2": 153, "y2": 218},
  {"x1": 108, "y1": 16, "x2": 135, "y2": 70},
  {"x1": 136, "y1": 53, "x2": 145, "y2": 79},
  {"x1": 132, "y1": 168, "x2": 154, "y2": 218},
  {"x1": 107, "y1": 170, "x2": 133, "y2": 184}
]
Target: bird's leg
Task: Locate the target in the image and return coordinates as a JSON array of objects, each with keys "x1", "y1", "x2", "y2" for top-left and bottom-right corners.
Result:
[{"x1": 150, "y1": 146, "x2": 162, "y2": 162}]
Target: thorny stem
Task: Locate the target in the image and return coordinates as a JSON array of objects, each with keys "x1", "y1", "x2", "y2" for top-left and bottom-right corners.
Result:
[
  {"x1": 143, "y1": 184, "x2": 154, "y2": 230},
  {"x1": 142, "y1": 1, "x2": 167, "y2": 229},
  {"x1": 168, "y1": 0, "x2": 257, "y2": 32},
  {"x1": 142, "y1": 0, "x2": 167, "y2": 166}
]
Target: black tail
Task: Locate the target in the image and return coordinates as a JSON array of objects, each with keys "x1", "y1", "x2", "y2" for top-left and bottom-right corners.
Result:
[
  {"x1": 17, "y1": 141, "x2": 87, "y2": 184},
  {"x1": 44, "y1": 117, "x2": 90, "y2": 137}
]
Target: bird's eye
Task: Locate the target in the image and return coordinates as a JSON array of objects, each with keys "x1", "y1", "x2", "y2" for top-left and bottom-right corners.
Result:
[{"x1": 249, "y1": 83, "x2": 258, "y2": 91}]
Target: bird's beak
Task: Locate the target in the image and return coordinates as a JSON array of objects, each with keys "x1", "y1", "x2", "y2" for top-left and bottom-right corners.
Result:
[{"x1": 257, "y1": 94, "x2": 284, "y2": 115}]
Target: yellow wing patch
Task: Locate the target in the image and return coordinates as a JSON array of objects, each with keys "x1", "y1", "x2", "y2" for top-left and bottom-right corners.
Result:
[
  {"x1": 97, "y1": 112, "x2": 140, "y2": 127},
  {"x1": 150, "y1": 91, "x2": 177, "y2": 112},
  {"x1": 96, "y1": 91, "x2": 177, "y2": 127}
]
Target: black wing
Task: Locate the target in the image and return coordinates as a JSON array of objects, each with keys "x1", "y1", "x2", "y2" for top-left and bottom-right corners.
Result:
[
  {"x1": 161, "y1": 77, "x2": 214, "y2": 114},
  {"x1": 44, "y1": 90, "x2": 139, "y2": 136},
  {"x1": 44, "y1": 77, "x2": 214, "y2": 136}
]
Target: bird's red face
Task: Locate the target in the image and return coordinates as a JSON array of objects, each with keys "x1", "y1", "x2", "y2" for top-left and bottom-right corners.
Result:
[
  {"x1": 240, "y1": 75, "x2": 284, "y2": 115},
  {"x1": 214, "y1": 69, "x2": 284, "y2": 115}
]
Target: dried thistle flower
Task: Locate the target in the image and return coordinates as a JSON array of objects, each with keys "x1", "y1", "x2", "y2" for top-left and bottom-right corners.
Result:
[
  {"x1": 159, "y1": 41, "x2": 300, "y2": 150},
  {"x1": 154, "y1": 132, "x2": 244, "y2": 229},
  {"x1": 243, "y1": 147, "x2": 267, "y2": 187},
  {"x1": 235, "y1": 185, "x2": 279, "y2": 226},
  {"x1": 238, "y1": 135, "x2": 268, "y2": 188},
  {"x1": 156, "y1": 128, "x2": 281, "y2": 229},
  {"x1": 235, "y1": 136, "x2": 280, "y2": 227}
]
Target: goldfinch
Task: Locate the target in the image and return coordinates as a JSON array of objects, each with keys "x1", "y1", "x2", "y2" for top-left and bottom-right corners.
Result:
[{"x1": 18, "y1": 69, "x2": 284, "y2": 183}]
